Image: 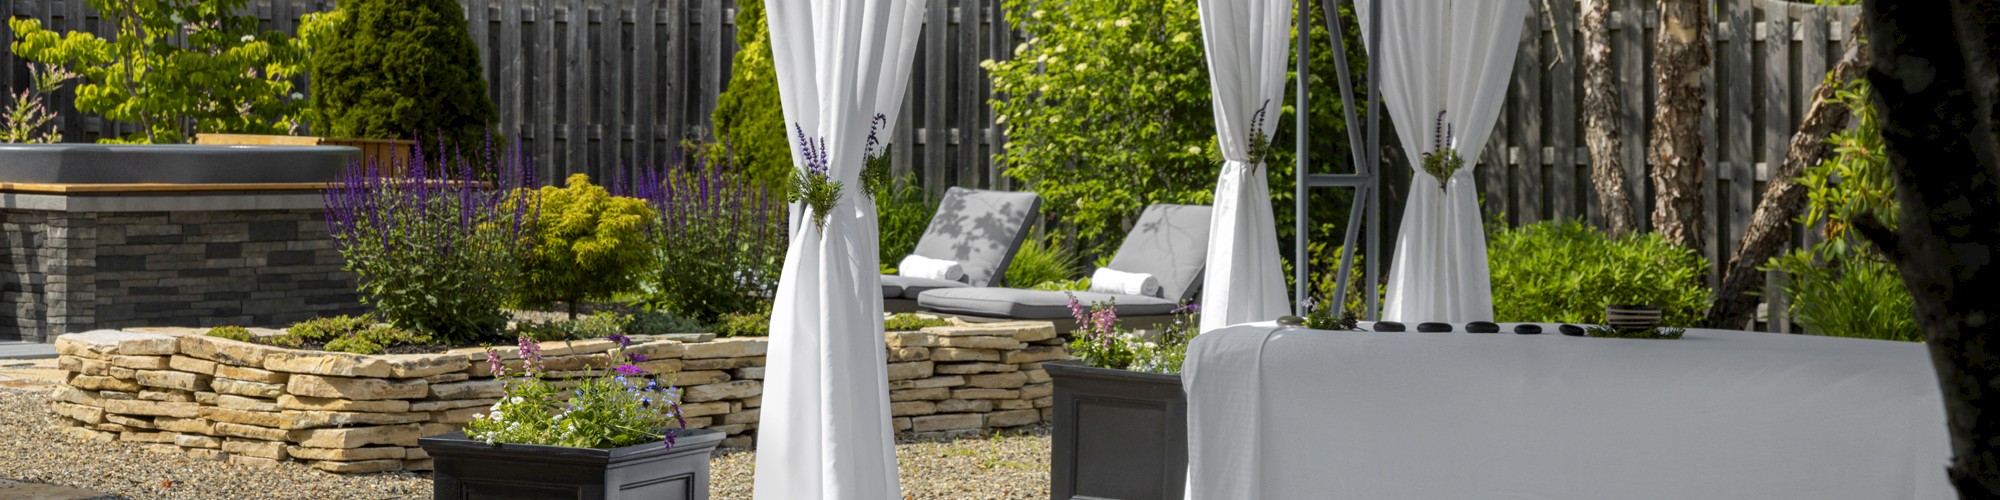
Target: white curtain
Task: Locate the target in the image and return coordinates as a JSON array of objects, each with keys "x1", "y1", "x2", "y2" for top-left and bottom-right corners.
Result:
[
  {"x1": 754, "y1": 0, "x2": 925, "y2": 497},
  {"x1": 1196, "y1": 0, "x2": 1292, "y2": 332},
  {"x1": 1358, "y1": 0, "x2": 1526, "y2": 323}
]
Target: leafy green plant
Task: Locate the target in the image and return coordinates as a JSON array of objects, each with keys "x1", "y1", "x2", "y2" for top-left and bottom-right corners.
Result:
[
  {"x1": 627, "y1": 310, "x2": 710, "y2": 335},
  {"x1": 1004, "y1": 236, "x2": 1079, "y2": 289},
  {"x1": 709, "y1": 0, "x2": 790, "y2": 192},
  {"x1": 464, "y1": 336, "x2": 685, "y2": 449},
  {"x1": 1419, "y1": 111, "x2": 1465, "y2": 192},
  {"x1": 509, "y1": 174, "x2": 658, "y2": 318},
  {"x1": 884, "y1": 313, "x2": 951, "y2": 332},
  {"x1": 716, "y1": 308, "x2": 772, "y2": 338},
  {"x1": 1487, "y1": 220, "x2": 1710, "y2": 326},
  {"x1": 205, "y1": 326, "x2": 253, "y2": 342},
  {"x1": 323, "y1": 324, "x2": 434, "y2": 354},
  {"x1": 988, "y1": 0, "x2": 1365, "y2": 261},
  {"x1": 1030, "y1": 278, "x2": 1091, "y2": 291},
  {"x1": 1765, "y1": 80, "x2": 1917, "y2": 342},
  {"x1": 309, "y1": 0, "x2": 495, "y2": 147},
  {"x1": 8, "y1": 0, "x2": 311, "y2": 143},
  {"x1": 877, "y1": 174, "x2": 938, "y2": 269}
]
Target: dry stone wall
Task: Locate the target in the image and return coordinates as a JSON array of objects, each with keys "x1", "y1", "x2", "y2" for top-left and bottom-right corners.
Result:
[{"x1": 47, "y1": 320, "x2": 1068, "y2": 473}]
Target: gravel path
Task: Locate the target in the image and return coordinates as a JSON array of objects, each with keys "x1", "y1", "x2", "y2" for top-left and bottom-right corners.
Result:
[{"x1": 0, "y1": 365, "x2": 1051, "y2": 499}]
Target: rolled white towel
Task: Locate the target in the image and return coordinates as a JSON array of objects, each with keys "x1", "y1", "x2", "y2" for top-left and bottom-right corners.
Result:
[
  {"x1": 1089, "y1": 267, "x2": 1162, "y2": 298},
  {"x1": 898, "y1": 255, "x2": 966, "y2": 282}
]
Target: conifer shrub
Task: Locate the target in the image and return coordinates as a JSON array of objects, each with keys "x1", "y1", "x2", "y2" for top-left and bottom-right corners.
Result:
[{"x1": 309, "y1": 0, "x2": 496, "y2": 146}]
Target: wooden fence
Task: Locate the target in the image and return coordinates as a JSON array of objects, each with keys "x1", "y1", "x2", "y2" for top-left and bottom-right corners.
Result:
[
  {"x1": 2, "y1": 0, "x2": 1012, "y2": 195},
  {"x1": 1475, "y1": 0, "x2": 1859, "y2": 329}
]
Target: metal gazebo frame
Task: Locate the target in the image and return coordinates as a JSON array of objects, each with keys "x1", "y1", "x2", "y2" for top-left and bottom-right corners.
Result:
[{"x1": 1293, "y1": 0, "x2": 1381, "y2": 319}]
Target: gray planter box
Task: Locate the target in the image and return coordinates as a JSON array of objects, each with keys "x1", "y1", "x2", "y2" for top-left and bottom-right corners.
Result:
[
  {"x1": 1047, "y1": 361, "x2": 1187, "y2": 500},
  {"x1": 419, "y1": 428, "x2": 723, "y2": 500}
]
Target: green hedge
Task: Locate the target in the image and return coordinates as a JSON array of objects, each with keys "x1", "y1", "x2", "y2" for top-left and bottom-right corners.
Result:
[
  {"x1": 309, "y1": 0, "x2": 496, "y2": 146},
  {"x1": 1487, "y1": 220, "x2": 1710, "y2": 326}
]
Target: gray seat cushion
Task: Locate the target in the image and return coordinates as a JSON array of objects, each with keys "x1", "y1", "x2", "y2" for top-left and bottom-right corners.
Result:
[
  {"x1": 882, "y1": 275, "x2": 971, "y2": 298},
  {"x1": 904, "y1": 187, "x2": 1042, "y2": 287},
  {"x1": 917, "y1": 288, "x2": 1178, "y2": 319},
  {"x1": 1102, "y1": 204, "x2": 1213, "y2": 302}
]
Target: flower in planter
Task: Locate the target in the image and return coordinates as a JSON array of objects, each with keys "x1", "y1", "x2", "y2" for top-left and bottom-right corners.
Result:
[
  {"x1": 465, "y1": 335, "x2": 686, "y2": 450},
  {"x1": 1064, "y1": 295, "x2": 1202, "y2": 374}
]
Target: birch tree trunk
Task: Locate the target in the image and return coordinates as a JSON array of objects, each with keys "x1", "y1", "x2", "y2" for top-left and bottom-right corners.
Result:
[
  {"x1": 1704, "y1": 19, "x2": 1867, "y2": 330},
  {"x1": 1856, "y1": 0, "x2": 2000, "y2": 496},
  {"x1": 1647, "y1": 0, "x2": 1711, "y2": 251},
  {"x1": 1582, "y1": 0, "x2": 1636, "y2": 236}
]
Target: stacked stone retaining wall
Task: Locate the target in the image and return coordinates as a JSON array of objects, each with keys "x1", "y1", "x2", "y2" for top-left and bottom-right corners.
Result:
[{"x1": 46, "y1": 320, "x2": 1068, "y2": 473}]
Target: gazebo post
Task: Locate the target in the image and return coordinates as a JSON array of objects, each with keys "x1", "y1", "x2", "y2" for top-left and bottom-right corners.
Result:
[
  {"x1": 1296, "y1": 0, "x2": 1381, "y2": 320},
  {"x1": 1293, "y1": 0, "x2": 1311, "y2": 316}
]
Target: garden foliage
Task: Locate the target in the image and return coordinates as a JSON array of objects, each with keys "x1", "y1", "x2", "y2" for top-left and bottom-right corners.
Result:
[
  {"x1": 709, "y1": 0, "x2": 791, "y2": 192},
  {"x1": 508, "y1": 174, "x2": 658, "y2": 317},
  {"x1": 8, "y1": 0, "x2": 311, "y2": 143},
  {"x1": 884, "y1": 313, "x2": 951, "y2": 332},
  {"x1": 465, "y1": 336, "x2": 686, "y2": 449},
  {"x1": 876, "y1": 175, "x2": 937, "y2": 272},
  {"x1": 309, "y1": 0, "x2": 496, "y2": 147},
  {"x1": 1004, "y1": 236, "x2": 1080, "y2": 289},
  {"x1": 324, "y1": 138, "x2": 536, "y2": 344},
  {"x1": 1765, "y1": 80, "x2": 1917, "y2": 341},
  {"x1": 1487, "y1": 220, "x2": 1710, "y2": 326},
  {"x1": 1066, "y1": 297, "x2": 1201, "y2": 374},
  {"x1": 512, "y1": 311, "x2": 632, "y2": 343},
  {"x1": 205, "y1": 326, "x2": 253, "y2": 342},
  {"x1": 988, "y1": 0, "x2": 1366, "y2": 262},
  {"x1": 627, "y1": 150, "x2": 788, "y2": 325},
  {"x1": 626, "y1": 310, "x2": 711, "y2": 336},
  {"x1": 1, "y1": 64, "x2": 75, "y2": 143}
]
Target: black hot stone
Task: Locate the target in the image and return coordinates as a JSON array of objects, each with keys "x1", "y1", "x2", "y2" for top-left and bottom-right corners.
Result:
[
  {"x1": 1466, "y1": 321, "x2": 1501, "y2": 333},
  {"x1": 1512, "y1": 324, "x2": 1543, "y2": 335},
  {"x1": 1559, "y1": 324, "x2": 1586, "y2": 336},
  {"x1": 1373, "y1": 321, "x2": 1406, "y2": 332},
  {"x1": 1417, "y1": 322, "x2": 1453, "y2": 333}
]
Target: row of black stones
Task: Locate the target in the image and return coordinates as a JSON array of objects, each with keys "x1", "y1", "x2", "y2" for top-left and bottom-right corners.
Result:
[{"x1": 1371, "y1": 322, "x2": 1588, "y2": 336}]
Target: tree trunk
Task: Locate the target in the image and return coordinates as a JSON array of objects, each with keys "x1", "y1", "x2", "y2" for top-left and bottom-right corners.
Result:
[
  {"x1": 1581, "y1": 0, "x2": 1636, "y2": 236},
  {"x1": 1856, "y1": 1, "x2": 2000, "y2": 497},
  {"x1": 1647, "y1": 0, "x2": 1711, "y2": 252},
  {"x1": 1703, "y1": 19, "x2": 1869, "y2": 330}
]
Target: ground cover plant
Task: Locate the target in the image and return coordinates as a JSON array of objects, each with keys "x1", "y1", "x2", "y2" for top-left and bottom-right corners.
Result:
[
  {"x1": 324, "y1": 138, "x2": 537, "y2": 344},
  {"x1": 8, "y1": 0, "x2": 311, "y2": 143},
  {"x1": 1487, "y1": 220, "x2": 1710, "y2": 326}
]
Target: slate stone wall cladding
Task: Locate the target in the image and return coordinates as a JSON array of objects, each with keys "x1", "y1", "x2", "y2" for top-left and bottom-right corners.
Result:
[
  {"x1": 49, "y1": 321, "x2": 1070, "y2": 473},
  {"x1": 1, "y1": 208, "x2": 364, "y2": 342}
]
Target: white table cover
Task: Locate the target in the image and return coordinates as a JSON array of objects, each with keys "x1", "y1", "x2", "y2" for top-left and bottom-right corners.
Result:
[{"x1": 1183, "y1": 323, "x2": 1952, "y2": 499}]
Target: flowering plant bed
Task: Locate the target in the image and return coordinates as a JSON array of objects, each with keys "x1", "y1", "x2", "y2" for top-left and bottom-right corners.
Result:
[
  {"x1": 421, "y1": 428, "x2": 723, "y2": 500},
  {"x1": 1050, "y1": 297, "x2": 1198, "y2": 498}
]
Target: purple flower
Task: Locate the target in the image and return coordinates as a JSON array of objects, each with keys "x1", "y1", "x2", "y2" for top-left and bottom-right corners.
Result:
[
  {"x1": 518, "y1": 336, "x2": 544, "y2": 373},
  {"x1": 614, "y1": 364, "x2": 647, "y2": 376},
  {"x1": 485, "y1": 349, "x2": 505, "y2": 378},
  {"x1": 629, "y1": 353, "x2": 650, "y2": 363},
  {"x1": 607, "y1": 333, "x2": 632, "y2": 348}
]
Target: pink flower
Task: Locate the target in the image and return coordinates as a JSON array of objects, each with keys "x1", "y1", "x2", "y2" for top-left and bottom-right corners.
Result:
[
  {"x1": 484, "y1": 349, "x2": 505, "y2": 377},
  {"x1": 614, "y1": 364, "x2": 647, "y2": 376},
  {"x1": 517, "y1": 336, "x2": 543, "y2": 374}
]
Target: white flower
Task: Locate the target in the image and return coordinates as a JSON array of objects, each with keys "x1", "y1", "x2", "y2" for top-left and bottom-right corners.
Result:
[
  {"x1": 1074, "y1": 63, "x2": 1088, "y2": 72},
  {"x1": 241, "y1": 34, "x2": 255, "y2": 43},
  {"x1": 473, "y1": 413, "x2": 485, "y2": 419},
  {"x1": 1187, "y1": 146, "x2": 1202, "y2": 155},
  {"x1": 1115, "y1": 18, "x2": 1131, "y2": 27},
  {"x1": 289, "y1": 92, "x2": 303, "y2": 100},
  {"x1": 1015, "y1": 43, "x2": 1028, "y2": 55},
  {"x1": 511, "y1": 396, "x2": 524, "y2": 404},
  {"x1": 1032, "y1": 9, "x2": 1045, "y2": 19}
]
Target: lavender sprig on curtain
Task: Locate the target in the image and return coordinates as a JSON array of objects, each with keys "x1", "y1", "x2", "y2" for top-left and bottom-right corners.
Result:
[
  {"x1": 323, "y1": 133, "x2": 537, "y2": 344},
  {"x1": 788, "y1": 123, "x2": 844, "y2": 236},
  {"x1": 1420, "y1": 110, "x2": 1466, "y2": 193},
  {"x1": 861, "y1": 113, "x2": 894, "y2": 200}
]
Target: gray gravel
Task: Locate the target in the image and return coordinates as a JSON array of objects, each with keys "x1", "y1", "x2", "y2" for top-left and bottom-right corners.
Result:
[{"x1": 0, "y1": 378, "x2": 1051, "y2": 499}]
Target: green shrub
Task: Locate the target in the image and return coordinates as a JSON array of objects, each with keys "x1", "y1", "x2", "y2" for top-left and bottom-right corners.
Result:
[
  {"x1": 877, "y1": 175, "x2": 938, "y2": 270},
  {"x1": 8, "y1": 0, "x2": 310, "y2": 143},
  {"x1": 287, "y1": 315, "x2": 372, "y2": 343},
  {"x1": 1765, "y1": 81, "x2": 1916, "y2": 342},
  {"x1": 324, "y1": 324, "x2": 433, "y2": 354},
  {"x1": 1031, "y1": 278, "x2": 1091, "y2": 291},
  {"x1": 1487, "y1": 220, "x2": 1710, "y2": 326},
  {"x1": 1005, "y1": 236, "x2": 1079, "y2": 288},
  {"x1": 716, "y1": 308, "x2": 772, "y2": 338},
  {"x1": 206, "y1": 326, "x2": 253, "y2": 342},
  {"x1": 709, "y1": 0, "x2": 789, "y2": 191},
  {"x1": 508, "y1": 174, "x2": 658, "y2": 317},
  {"x1": 309, "y1": 0, "x2": 495, "y2": 147},
  {"x1": 989, "y1": 0, "x2": 1363, "y2": 262},
  {"x1": 635, "y1": 156, "x2": 788, "y2": 325},
  {"x1": 884, "y1": 313, "x2": 951, "y2": 332},
  {"x1": 627, "y1": 310, "x2": 709, "y2": 335}
]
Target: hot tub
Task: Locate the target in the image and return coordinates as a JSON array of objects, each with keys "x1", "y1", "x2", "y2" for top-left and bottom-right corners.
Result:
[{"x1": 0, "y1": 144, "x2": 354, "y2": 184}]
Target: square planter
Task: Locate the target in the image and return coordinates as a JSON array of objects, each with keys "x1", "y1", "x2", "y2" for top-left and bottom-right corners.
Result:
[
  {"x1": 419, "y1": 428, "x2": 724, "y2": 500},
  {"x1": 1047, "y1": 360, "x2": 1187, "y2": 500}
]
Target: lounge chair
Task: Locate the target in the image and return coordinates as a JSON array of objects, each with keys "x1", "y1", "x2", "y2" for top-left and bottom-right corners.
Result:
[
  {"x1": 916, "y1": 204, "x2": 1212, "y2": 331},
  {"x1": 881, "y1": 187, "x2": 1042, "y2": 312}
]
